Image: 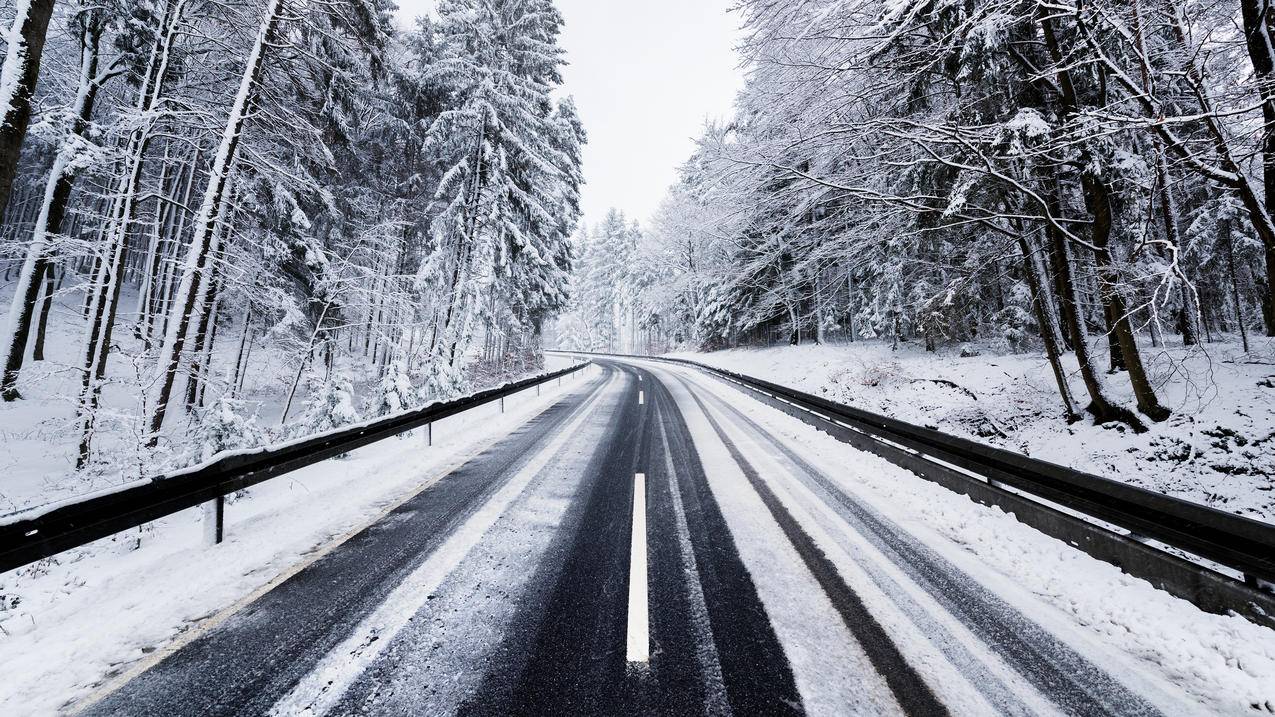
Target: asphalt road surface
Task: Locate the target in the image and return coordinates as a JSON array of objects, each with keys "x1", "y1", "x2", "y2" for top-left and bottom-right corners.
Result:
[{"x1": 79, "y1": 359, "x2": 1193, "y2": 716}]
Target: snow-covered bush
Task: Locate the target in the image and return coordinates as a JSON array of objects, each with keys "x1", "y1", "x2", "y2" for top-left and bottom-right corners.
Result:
[
  {"x1": 195, "y1": 396, "x2": 268, "y2": 462},
  {"x1": 857, "y1": 359, "x2": 904, "y2": 387},
  {"x1": 422, "y1": 360, "x2": 467, "y2": 403},
  {"x1": 989, "y1": 281, "x2": 1037, "y2": 354},
  {"x1": 292, "y1": 375, "x2": 361, "y2": 440},
  {"x1": 368, "y1": 363, "x2": 420, "y2": 417}
]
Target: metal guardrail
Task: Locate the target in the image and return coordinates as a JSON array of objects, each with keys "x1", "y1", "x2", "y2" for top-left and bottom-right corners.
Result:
[
  {"x1": 553, "y1": 350, "x2": 1275, "y2": 626},
  {"x1": 0, "y1": 361, "x2": 591, "y2": 574}
]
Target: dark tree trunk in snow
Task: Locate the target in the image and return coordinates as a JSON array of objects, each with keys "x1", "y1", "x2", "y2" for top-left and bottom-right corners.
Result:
[
  {"x1": 32, "y1": 259, "x2": 53, "y2": 360},
  {"x1": 1084, "y1": 171, "x2": 1170, "y2": 422},
  {"x1": 0, "y1": 0, "x2": 57, "y2": 223},
  {"x1": 1020, "y1": 234, "x2": 1079, "y2": 422},
  {"x1": 1043, "y1": 199, "x2": 1145, "y2": 431},
  {"x1": 1220, "y1": 213, "x2": 1251, "y2": 353},
  {"x1": 1241, "y1": 0, "x2": 1275, "y2": 336},
  {"x1": 0, "y1": 17, "x2": 103, "y2": 400}
]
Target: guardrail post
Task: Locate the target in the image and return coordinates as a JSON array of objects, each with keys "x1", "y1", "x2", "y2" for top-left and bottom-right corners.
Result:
[
  {"x1": 202, "y1": 497, "x2": 225, "y2": 546},
  {"x1": 500, "y1": 396, "x2": 505, "y2": 413},
  {"x1": 427, "y1": 421, "x2": 433, "y2": 447}
]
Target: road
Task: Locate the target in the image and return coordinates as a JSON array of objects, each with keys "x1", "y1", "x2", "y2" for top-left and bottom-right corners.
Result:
[{"x1": 78, "y1": 359, "x2": 1196, "y2": 716}]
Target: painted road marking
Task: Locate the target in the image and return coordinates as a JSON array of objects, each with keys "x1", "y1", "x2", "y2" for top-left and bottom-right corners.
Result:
[
  {"x1": 627, "y1": 472, "x2": 650, "y2": 663},
  {"x1": 639, "y1": 390, "x2": 645, "y2": 405}
]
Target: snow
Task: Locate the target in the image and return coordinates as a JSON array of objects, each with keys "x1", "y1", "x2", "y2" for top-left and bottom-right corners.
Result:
[
  {"x1": 0, "y1": 365, "x2": 597, "y2": 715},
  {"x1": 653, "y1": 360, "x2": 1275, "y2": 714},
  {"x1": 669, "y1": 338, "x2": 1275, "y2": 524}
]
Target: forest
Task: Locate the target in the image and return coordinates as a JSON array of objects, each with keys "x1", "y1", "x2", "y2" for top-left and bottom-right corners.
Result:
[
  {"x1": 4, "y1": 0, "x2": 1275, "y2": 516},
  {"x1": 0, "y1": 0, "x2": 582, "y2": 505},
  {"x1": 557, "y1": 0, "x2": 1275, "y2": 437}
]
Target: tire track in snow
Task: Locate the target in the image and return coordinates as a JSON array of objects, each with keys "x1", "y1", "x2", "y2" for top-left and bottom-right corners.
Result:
[
  {"x1": 679, "y1": 382, "x2": 950, "y2": 717},
  {"x1": 666, "y1": 362, "x2": 1168, "y2": 717}
]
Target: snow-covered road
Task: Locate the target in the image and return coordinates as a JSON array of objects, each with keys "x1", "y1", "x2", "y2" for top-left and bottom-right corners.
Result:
[{"x1": 64, "y1": 360, "x2": 1275, "y2": 715}]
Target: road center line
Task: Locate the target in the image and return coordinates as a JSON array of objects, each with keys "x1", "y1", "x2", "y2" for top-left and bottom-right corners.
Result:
[
  {"x1": 639, "y1": 390, "x2": 645, "y2": 405},
  {"x1": 627, "y1": 472, "x2": 650, "y2": 663}
]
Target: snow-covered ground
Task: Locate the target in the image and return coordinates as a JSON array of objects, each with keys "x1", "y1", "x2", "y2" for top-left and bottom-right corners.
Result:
[
  {"x1": 0, "y1": 367, "x2": 596, "y2": 715},
  {"x1": 0, "y1": 280, "x2": 300, "y2": 515},
  {"x1": 670, "y1": 337, "x2": 1275, "y2": 523}
]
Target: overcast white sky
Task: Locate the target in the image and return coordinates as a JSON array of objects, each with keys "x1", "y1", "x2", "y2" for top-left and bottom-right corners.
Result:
[{"x1": 394, "y1": 0, "x2": 745, "y2": 230}]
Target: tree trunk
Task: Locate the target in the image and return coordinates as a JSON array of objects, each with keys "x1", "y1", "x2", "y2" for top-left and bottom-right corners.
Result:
[
  {"x1": 32, "y1": 259, "x2": 54, "y2": 360},
  {"x1": 229, "y1": 309, "x2": 251, "y2": 397},
  {"x1": 0, "y1": 0, "x2": 57, "y2": 223},
  {"x1": 153, "y1": 148, "x2": 198, "y2": 340},
  {"x1": 1147, "y1": 301, "x2": 1165, "y2": 348},
  {"x1": 1154, "y1": 153, "x2": 1200, "y2": 347},
  {"x1": 1240, "y1": 0, "x2": 1275, "y2": 335},
  {"x1": 279, "y1": 300, "x2": 333, "y2": 426},
  {"x1": 134, "y1": 147, "x2": 176, "y2": 342},
  {"x1": 1221, "y1": 213, "x2": 1251, "y2": 353},
  {"x1": 184, "y1": 267, "x2": 219, "y2": 412},
  {"x1": 814, "y1": 271, "x2": 826, "y2": 344},
  {"x1": 1102, "y1": 304, "x2": 1126, "y2": 373},
  {"x1": 0, "y1": 17, "x2": 103, "y2": 399},
  {"x1": 1084, "y1": 170, "x2": 1170, "y2": 421},
  {"x1": 1020, "y1": 234, "x2": 1080, "y2": 421},
  {"x1": 1045, "y1": 196, "x2": 1078, "y2": 352},
  {"x1": 846, "y1": 266, "x2": 857, "y2": 342},
  {"x1": 1043, "y1": 209, "x2": 1144, "y2": 430}
]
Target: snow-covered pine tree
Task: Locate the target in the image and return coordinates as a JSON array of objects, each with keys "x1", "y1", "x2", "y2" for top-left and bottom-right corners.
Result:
[
  {"x1": 418, "y1": 0, "x2": 577, "y2": 379},
  {"x1": 368, "y1": 361, "x2": 419, "y2": 418},
  {"x1": 195, "y1": 395, "x2": 266, "y2": 463}
]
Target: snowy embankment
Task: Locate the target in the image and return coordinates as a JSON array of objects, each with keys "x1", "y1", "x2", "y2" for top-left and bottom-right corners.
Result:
[
  {"x1": 670, "y1": 337, "x2": 1275, "y2": 524},
  {"x1": 0, "y1": 280, "x2": 299, "y2": 516},
  {"x1": 0, "y1": 371, "x2": 590, "y2": 715}
]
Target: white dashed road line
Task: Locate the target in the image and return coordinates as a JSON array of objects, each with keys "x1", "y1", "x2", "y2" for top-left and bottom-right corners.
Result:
[{"x1": 627, "y1": 472, "x2": 650, "y2": 663}]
